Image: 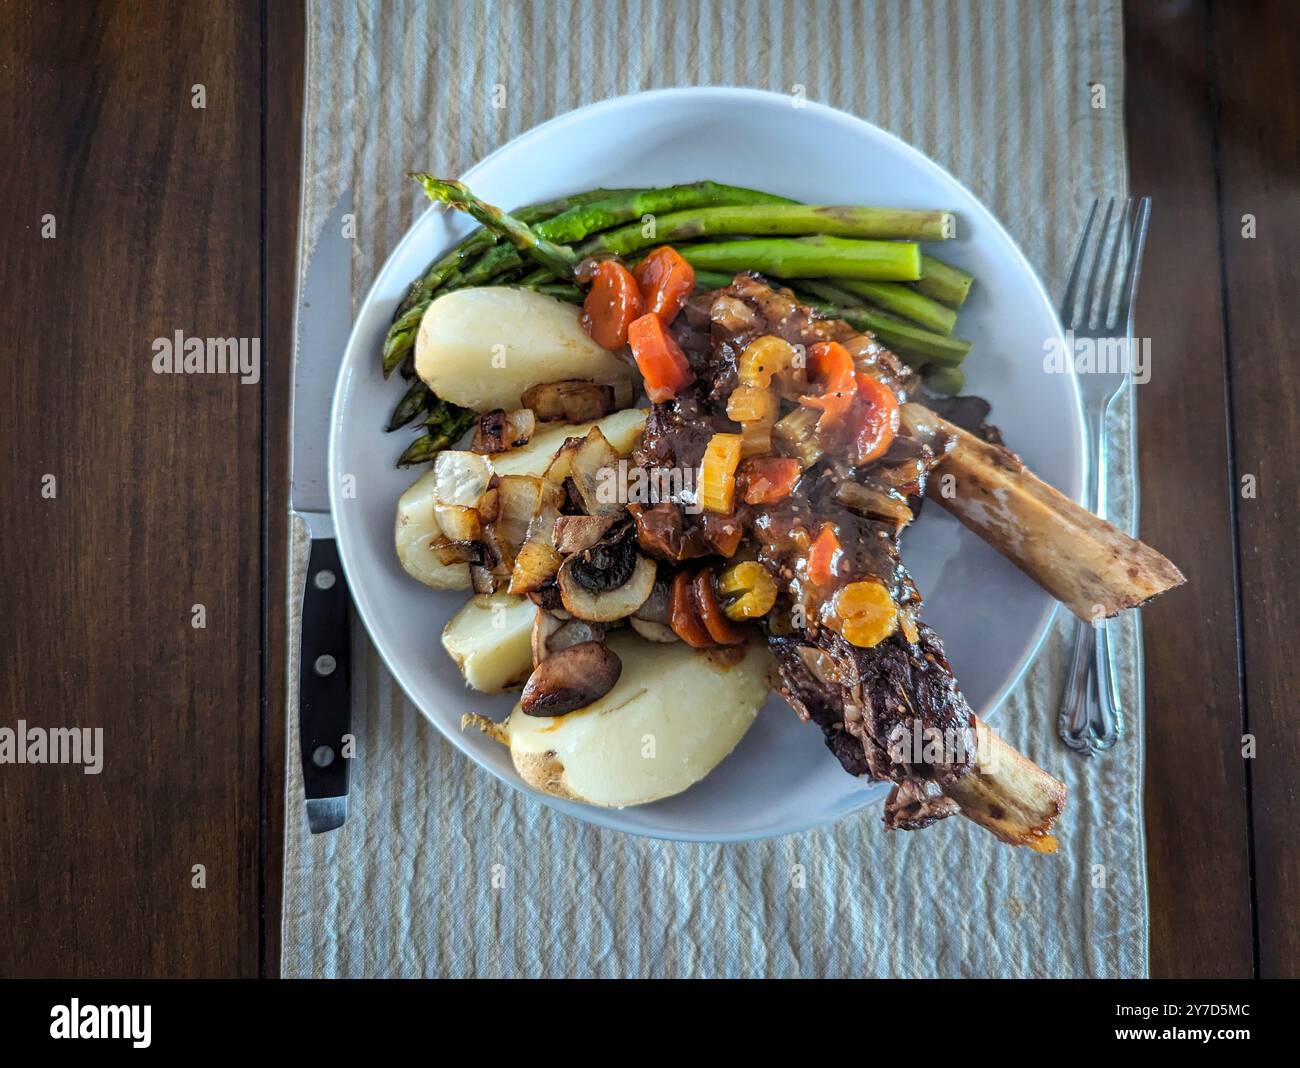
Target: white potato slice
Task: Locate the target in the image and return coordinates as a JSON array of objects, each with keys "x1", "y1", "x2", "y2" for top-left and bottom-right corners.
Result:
[
  {"x1": 499, "y1": 634, "x2": 769, "y2": 807},
  {"x1": 441, "y1": 593, "x2": 537, "y2": 693},
  {"x1": 394, "y1": 467, "x2": 472, "y2": 589},
  {"x1": 415, "y1": 287, "x2": 634, "y2": 412},
  {"x1": 489, "y1": 408, "x2": 647, "y2": 477}
]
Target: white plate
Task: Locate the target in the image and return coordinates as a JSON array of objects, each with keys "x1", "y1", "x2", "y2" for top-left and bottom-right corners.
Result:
[{"x1": 329, "y1": 88, "x2": 1083, "y2": 843}]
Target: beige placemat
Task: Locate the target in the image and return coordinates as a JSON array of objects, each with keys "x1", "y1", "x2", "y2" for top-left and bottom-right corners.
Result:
[{"x1": 284, "y1": 0, "x2": 1145, "y2": 978}]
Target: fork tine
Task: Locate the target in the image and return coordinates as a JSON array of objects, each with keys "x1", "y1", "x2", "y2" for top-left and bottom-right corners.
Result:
[
  {"x1": 1059, "y1": 199, "x2": 1100, "y2": 326},
  {"x1": 1098, "y1": 197, "x2": 1134, "y2": 332},
  {"x1": 1115, "y1": 197, "x2": 1151, "y2": 334},
  {"x1": 1080, "y1": 199, "x2": 1115, "y2": 330}
]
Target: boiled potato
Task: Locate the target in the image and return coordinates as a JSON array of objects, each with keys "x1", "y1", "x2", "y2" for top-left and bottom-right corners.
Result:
[
  {"x1": 415, "y1": 287, "x2": 634, "y2": 412},
  {"x1": 394, "y1": 467, "x2": 472, "y2": 590},
  {"x1": 441, "y1": 593, "x2": 537, "y2": 692},
  {"x1": 394, "y1": 409, "x2": 645, "y2": 590},
  {"x1": 490, "y1": 407, "x2": 647, "y2": 477},
  {"x1": 489, "y1": 634, "x2": 770, "y2": 808}
]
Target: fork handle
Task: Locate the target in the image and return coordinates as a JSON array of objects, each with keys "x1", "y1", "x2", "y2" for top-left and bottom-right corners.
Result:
[{"x1": 1058, "y1": 393, "x2": 1126, "y2": 755}]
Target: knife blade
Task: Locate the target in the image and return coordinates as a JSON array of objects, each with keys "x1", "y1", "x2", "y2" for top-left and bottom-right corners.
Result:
[{"x1": 291, "y1": 190, "x2": 354, "y2": 833}]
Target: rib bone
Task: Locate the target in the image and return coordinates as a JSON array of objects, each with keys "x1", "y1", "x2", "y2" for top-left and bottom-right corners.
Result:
[
  {"x1": 902, "y1": 403, "x2": 1186, "y2": 622},
  {"x1": 940, "y1": 717, "x2": 1067, "y2": 852}
]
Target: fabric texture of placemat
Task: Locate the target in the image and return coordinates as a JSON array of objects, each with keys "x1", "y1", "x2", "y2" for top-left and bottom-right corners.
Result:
[{"x1": 283, "y1": 0, "x2": 1145, "y2": 978}]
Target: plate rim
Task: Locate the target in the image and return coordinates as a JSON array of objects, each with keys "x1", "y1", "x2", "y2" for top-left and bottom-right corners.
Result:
[{"x1": 328, "y1": 86, "x2": 1083, "y2": 844}]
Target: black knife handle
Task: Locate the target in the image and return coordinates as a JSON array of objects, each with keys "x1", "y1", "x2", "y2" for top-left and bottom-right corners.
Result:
[{"x1": 298, "y1": 537, "x2": 351, "y2": 828}]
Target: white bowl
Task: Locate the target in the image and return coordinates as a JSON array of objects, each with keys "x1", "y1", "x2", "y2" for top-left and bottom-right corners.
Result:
[{"x1": 329, "y1": 87, "x2": 1083, "y2": 843}]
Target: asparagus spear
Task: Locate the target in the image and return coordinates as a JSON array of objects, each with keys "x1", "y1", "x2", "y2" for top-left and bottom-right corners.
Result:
[
  {"x1": 522, "y1": 283, "x2": 583, "y2": 303},
  {"x1": 410, "y1": 174, "x2": 578, "y2": 277},
  {"x1": 536, "y1": 181, "x2": 795, "y2": 245},
  {"x1": 579, "y1": 204, "x2": 954, "y2": 256},
  {"x1": 386, "y1": 378, "x2": 430, "y2": 432},
  {"x1": 923, "y1": 365, "x2": 966, "y2": 395},
  {"x1": 393, "y1": 229, "x2": 495, "y2": 320},
  {"x1": 846, "y1": 307, "x2": 971, "y2": 367},
  {"x1": 515, "y1": 267, "x2": 556, "y2": 286},
  {"x1": 794, "y1": 283, "x2": 971, "y2": 367},
  {"x1": 392, "y1": 187, "x2": 637, "y2": 319},
  {"x1": 448, "y1": 243, "x2": 523, "y2": 289},
  {"x1": 817, "y1": 277, "x2": 957, "y2": 335},
  {"x1": 383, "y1": 191, "x2": 578, "y2": 377},
  {"x1": 382, "y1": 300, "x2": 429, "y2": 377},
  {"x1": 397, "y1": 404, "x2": 478, "y2": 467},
  {"x1": 692, "y1": 269, "x2": 736, "y2": 291},
  {"x1": 677, "y1": 235, "x2": 921, "y2": 281},
  {"x1": 514, "y1": 187, "x2": 639, "y2": 222},
  {"x1": 911, "y1": 255, "x2": 975, "y2": 307},
  {"x1": 383, "y1": 248, "x2": 521, "y2": 377},
  {"x1": 797, "y1": 279, "x2": 872, "y2": 307}
]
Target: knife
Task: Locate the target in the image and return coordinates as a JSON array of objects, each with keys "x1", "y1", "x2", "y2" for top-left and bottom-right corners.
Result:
[{"x1": 291, "y1": 191, "x2": 354, "y2": 833}]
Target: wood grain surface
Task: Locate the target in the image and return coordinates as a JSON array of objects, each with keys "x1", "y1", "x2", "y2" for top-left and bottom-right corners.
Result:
[
  {"x1": 1126, "y1": 0, "x2": 1255, "y2": 979},
  {"x1": 261, "y1": 0, "x2": 303, "y2": 985},
  {"x1": 1206, "y1": 0, "x2": 1300, "y2": 979},
  {"x1": 0, "y1": 0, "x2": 1294, "y2": 978},
  {"x1": 0, "y1": 0, "x2": 265, "y2": 976}
]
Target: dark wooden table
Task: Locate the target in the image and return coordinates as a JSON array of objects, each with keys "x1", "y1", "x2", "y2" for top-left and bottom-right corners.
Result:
[{"x1": 0, "y1": 0, "x2": 1295, "y2": 979}]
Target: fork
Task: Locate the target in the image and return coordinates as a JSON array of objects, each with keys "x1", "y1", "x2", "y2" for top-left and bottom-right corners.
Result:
[{"x1": 1056, "y1": 197, "x2": 1152, "y2": 756}]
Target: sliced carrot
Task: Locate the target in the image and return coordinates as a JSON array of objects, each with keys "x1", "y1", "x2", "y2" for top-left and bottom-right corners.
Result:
[
  {"x1": 633, "y1": 246, "x2": 695, "y2": 324},
  {"x1": 807, "y1": 522, "x2": 842, "y2": 587},
  {"x1": 737, "y1": 455, "x2": 802, "y2": 505},
  {"x1": 581, "y1": 260, "x2": 644, "y2": 350},
  {"x1": 627, "y1": 312, "x2": 695, "y2": 403},
  {"x1": 692, "y1": 569, "x2": 748, "y2": 645},
  {"x1": 850, "y1": 373, "x2": 901, "y2": 465},
  {"x1": 670, "y1": 570, "x2": 715, "y2": 648},
  {"x1": 700, "y1": 511, "x2": 744, "y2": 558},
  {"x1": 835, "y1": 580, "x2": 898, "y2": 648},
  {"x1": 799, "y1": 341, "x2": 857, "y2": 429}
]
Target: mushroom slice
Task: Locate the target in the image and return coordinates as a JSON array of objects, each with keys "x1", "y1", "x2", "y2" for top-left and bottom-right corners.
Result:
[
  {"x1": 629, "y1": 617, "x2": 679, "y2": 643},
  {"x1": 532, "y1": 610, "x2": 608, "y2": 666},
  {"x1": 630, "y1": 580, "x2": 677, "y2": 642},
  {"x1": 520, "y1": 640, "x2": 623, "y2": 717},
  {"x1": 530, "y1": 610, "x2": 562, "y2": 666},
  {"x1": 552, "y1": 618, "x2": 607, "y2": 649},
  {"x1": 556, "y1": 522, "x2": 657, "y2": 622},
  {"x1": 521, "y1": 380, "x2": 617, "y2": 424},
  {"x1": 632, "y1": 577, "x2": 672, "y2": 625},
  {"x1": 554, "y1": 514, "x2": 619, "y2": 555},
  {"x1": 559, "y1": 552, "x2": 656, "y2": 622},
  {"x1": 526, "y1": 584, "x2": 566, "y2": 614}
]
